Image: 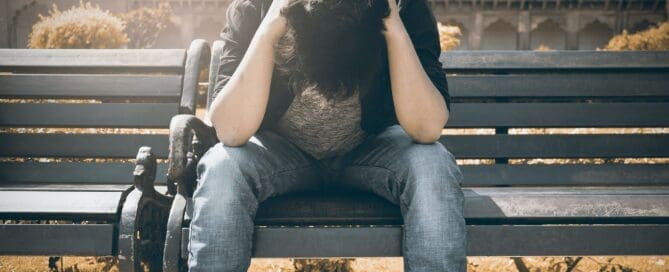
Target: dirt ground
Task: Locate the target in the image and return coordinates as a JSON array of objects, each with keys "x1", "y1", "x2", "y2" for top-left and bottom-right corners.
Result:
[{"x1": 1, "y1": 256, "x2": 668, "y2": 272}]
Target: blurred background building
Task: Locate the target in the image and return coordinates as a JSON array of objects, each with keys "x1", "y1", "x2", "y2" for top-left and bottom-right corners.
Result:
[{"x1": 1, "y1": 0, "x2": 667, "y2": 49}]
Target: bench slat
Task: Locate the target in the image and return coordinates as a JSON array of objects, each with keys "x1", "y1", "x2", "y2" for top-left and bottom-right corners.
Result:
[
  {"x1": 0, "y1": 224, "x2": 115, "y2": 256},
  {"x1": 1, "y1": 103, "x2": 178, "y2": 128},
  {"x1": 461, "y1": 164, "x2": 669, "y2": 186},
  {"x1": 447, "y1": 102, "x2": 669, "y2": 127},
  {"x1": 180, "y1": 225, "x2": 669, "y2": 258},
  {"x1": 0, "y1": 162, "x2": 167, "y2": 184},
  {"x1": 0, "y1": 184, "x2": 142, "y2": 191},
  {"x1": 0, "y1": 189, "x2": 129, "y2": 221},
  {"x1": 0, "y1": 134, "x2": 168, "y2": 158},
  {"x1": 247, "y1": 187, "x2": 669, "y2": 226},
  {"x1": 440, "y1": 134, "x2": 669, "y2": 158},
  {"x1": 448, "y1": 73, "x2": 669, "y2": 98},
  {"x1": 0, "y1": 49, "x2": 186, "y2": 69},
  {"x1": 0, "y1": 74, "x2": 183, "y2": 98},
  {"x1": 441, "y1": 51, "x2": 669, "y2": 69}
]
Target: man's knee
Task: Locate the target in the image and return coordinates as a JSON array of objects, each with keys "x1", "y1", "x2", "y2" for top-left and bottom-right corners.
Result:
[
  {"x1": 396, "y1": 143, "x2": 464, "y2": 204},
  {"x1": 195, "y1": 143, "x2": 262, "y2": 196},
  {"x1": 403, "y1": 142, "x2": 462, "y2": 182}
]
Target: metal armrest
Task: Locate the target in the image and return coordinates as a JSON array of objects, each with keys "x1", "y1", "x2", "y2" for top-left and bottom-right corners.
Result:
[{"x1": 167, "y1": 114, "x2": 218, "y2": 196}]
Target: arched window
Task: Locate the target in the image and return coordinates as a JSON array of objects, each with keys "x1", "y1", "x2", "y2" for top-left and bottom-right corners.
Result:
[
  {"x1": 627, "y1": 19, "x2": 653, "y2": 34},
  {"x1": 531, "y1": 19, "x2": 566, "y2": 50},
  {"x1": 482, "y1": 19, "x2": 517, "y2": 50},
  {"x1": 580, "y1": 19, "x2": 613, "y2": 50}
]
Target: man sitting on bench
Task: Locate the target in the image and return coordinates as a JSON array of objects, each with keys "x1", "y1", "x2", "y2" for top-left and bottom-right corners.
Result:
[{"x1": 190, "y1": 0, "x2": 466, "y2": 271}]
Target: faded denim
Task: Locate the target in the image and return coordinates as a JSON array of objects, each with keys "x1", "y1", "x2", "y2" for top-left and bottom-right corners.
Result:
[{"x1": 188, "y1": 125, "x2": 466, "y2": 272}]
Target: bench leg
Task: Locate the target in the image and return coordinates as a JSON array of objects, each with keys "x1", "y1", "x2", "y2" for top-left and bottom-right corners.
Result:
[
  {"x1": 118, "y1": 147, "x2": 173, "y2": 271},
  {"x1": 163, "y1": 193, "x2": 188, "y2": 272}
]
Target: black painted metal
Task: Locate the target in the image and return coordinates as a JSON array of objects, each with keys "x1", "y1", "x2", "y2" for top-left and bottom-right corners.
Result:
[
  {"x1": 0, "y1": 40, "x2": 210, "y2": 270},
  {"x1": 0, "y1": 103, "x2": 178, "y2": 128},
  {"x1": 0, "y1": 74, "x2": 182, "y2": 98},
  {"x1": 164, "y1": 49, "x2": 669, "y2": 269},
  {"x1": 164, "y1": 194, "x2": 188, "y2": 272},
  {"x1": 440, "y1": 134, "x2": 669, "y2": 158},
  {"x1": 180, "y1": 40, "x2": 211, "y2": 114},
  {"x1": 459, "y1": 164, "x2": 669, "y2": 186},
  {"x1": 0, "y1": 190, "x2": 127, "y2": 221},
  {"x1": 246, "y1": 187, "x2": 669, "y2": 225},
  {"x1": 447, "y1": 73, "x2": 669, "y2": 98},
  {"x1": 0, "y1": 162, "x2": 168, "y2": 184},
  {"x1": 0, "y1": 49, "x2": 186, "y2": 69},
  {"x1": 118, "y1": 147, "x2": 173, "y2": 271},
  {"x1": 0, "y1": 134, "x2": 169, "y2": 158},
  {"x1": 440, "y1": 51, "x2": 669, "y2": 69},
  {"x1": 446, "y1": 103, "x2": 669, "y2": 127},
  {"x1": 179, "y1": 225, "x2": 669, "y2": 258},
  {"x1": 0, "y1": 224, "x2": 115, "y2": 256}
]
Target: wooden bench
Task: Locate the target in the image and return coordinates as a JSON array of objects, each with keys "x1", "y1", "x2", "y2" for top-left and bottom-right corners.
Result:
[
  {"x1": 0, "y1": 40, "x2": 210, "y2": 271},
  {"x1": 163, "y1": 42, "x2": 669, "y2": 271}
]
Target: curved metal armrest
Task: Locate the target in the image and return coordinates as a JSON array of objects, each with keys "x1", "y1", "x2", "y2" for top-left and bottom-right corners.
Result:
[
  {"x1": 180, "y1": 39, "x2": 211, "y2": 114},
  {"x1": 167, "y1": 114, "x2": 218, "y2": 196}
]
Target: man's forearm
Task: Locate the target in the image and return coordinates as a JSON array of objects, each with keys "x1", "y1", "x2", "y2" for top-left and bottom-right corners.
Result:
[
  {"x1": 206, "y1": 29, "x2": 281, "y2": 146},
  {"x1": 385, "y1": 22, "x2": 449, "y2": 144}
]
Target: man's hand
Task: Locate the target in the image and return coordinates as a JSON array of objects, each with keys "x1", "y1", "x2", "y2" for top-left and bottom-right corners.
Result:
[
  {"x1": 383, "y1": 0, "x2": 449, "y2": 144},
  {"x1": 258, "y1": 0, "x2": 289, "y2": 42},
  {"x1": 207, "y1": 0, "x2": 291, "y2": 146},
  {"x1": 383, "y1": 0, "x2": 405, "y2": 38}
]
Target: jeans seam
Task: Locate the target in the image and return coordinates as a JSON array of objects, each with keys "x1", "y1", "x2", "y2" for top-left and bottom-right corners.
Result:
[
  {"x1": 257, "y1": 163, "x2": 318, "y2": 183},
  {"x1": 343, "y1": 163, "x2": 408, "y2": 209}
]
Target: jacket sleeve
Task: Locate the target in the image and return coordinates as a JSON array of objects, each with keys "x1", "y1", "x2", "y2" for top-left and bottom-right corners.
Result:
[
  {"x1": 400, "y1": 0, "x2": 451, "y2": 111},
  {"x1": 211, "y1": 0, "x2": 263, "y2": 100}
]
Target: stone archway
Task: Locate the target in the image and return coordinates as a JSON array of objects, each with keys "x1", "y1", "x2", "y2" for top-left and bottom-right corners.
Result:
[
  {"x1": 580, "y1": 19, "x2": 614, "y2": 50},
  {"x1": 11, "y1": 1, "x2": 50, "y2": 48},
  {"x1": 531, "y1": 19, "x2": 566, "y2": 50},
  {"x1": 482, "y1": 18, "x2": 517, "y2": 50},
  {"x1": 627, "y1": 19, "x2": 654, "y2": 34}
]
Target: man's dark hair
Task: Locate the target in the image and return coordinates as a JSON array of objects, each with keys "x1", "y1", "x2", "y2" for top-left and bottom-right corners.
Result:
[{"x1": 276, "y1": 0, "x2": 390, "y2": 101}]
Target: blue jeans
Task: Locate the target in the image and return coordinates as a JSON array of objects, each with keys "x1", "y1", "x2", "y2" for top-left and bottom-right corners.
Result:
[{"x1": 188, "y1": 125, "x2": 466, "y2": 271}]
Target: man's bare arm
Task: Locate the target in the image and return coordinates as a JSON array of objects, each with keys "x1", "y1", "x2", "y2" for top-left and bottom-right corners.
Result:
[
  {"x1": 206, "y1": 0, "x2": 288, "y2": 146},
  {"x1": 383, "y1": 0, "x2": 449, "y2": 144}
]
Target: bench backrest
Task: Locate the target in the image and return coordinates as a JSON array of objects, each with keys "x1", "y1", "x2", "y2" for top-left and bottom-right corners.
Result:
[
  {"x1": 440, "y1": 51, "x2": 669, "y2": 186},
  {"x1": 0, "y1": 41, "x2": 210, "y2": 186},
  {"x1": 206, "y1": 43, "x2": 669, "y2": 187}
]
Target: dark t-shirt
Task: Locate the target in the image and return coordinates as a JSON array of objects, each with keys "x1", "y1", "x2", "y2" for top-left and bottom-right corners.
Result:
[{"x1": 212, "y1": 0, "x2": 450, "y2": 135}]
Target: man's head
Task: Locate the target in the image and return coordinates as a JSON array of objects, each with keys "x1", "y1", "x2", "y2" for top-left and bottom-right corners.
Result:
[{"x1": 275, "y1": 0, "x2": 390, "y2": 101}]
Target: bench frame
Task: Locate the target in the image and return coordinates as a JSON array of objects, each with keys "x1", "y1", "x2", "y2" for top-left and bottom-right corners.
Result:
[
  {"x1": 0, "y1": 40, "x2": 210, "y2": 272},
  {"x1": 162, "y1": 42, "x2": 669, "y2": 271}
]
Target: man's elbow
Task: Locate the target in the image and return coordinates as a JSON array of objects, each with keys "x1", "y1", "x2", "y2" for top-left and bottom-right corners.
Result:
[
  {"x1": 408, "y1": 124, "x2": 443, "y2": 144},
  {"x1": 213, "y1": 126, "x2": 250, "y2": 147},
  {"x1": 409, "y1": 114, "x2": 448, "y2": 144},
  {"x1": 217, "y1": 131, "x2": 250, "y2": 147}
]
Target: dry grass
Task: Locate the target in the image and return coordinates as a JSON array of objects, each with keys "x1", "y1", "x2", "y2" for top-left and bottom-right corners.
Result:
[
  {"x1": 2, "y1": 256, "x2": 668, "y2": 272},
  {"x1": 604, "y1": 20, "x2": 669, "y2": 51},
  {"x1": 437, "y1": 22, "x2": 462, "y2": 51},
  {"x1": 28, "y1": 2, "x2": 128, "y2": 49}
]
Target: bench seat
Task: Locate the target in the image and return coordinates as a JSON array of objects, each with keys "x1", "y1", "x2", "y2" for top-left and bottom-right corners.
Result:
[
  {"x1": 183, "y1": 187, "x2": 669, "y2": 225},
  {"x1": 177, "y1": 187, "x2": 669, "y2": 258},
  {"x1": 0, "y1": 40, "x2": 210, "y2": 271},
  {"x1": 163, "y1": 47, "x2": 669, "y2": 271}
]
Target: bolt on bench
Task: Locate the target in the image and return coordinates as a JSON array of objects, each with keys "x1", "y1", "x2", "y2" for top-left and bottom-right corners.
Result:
[
  {"x1": 163, "y1": 42, "x2": 669, "y2": 271},
  {"x1": 0, "y1": 40, "x2": 209, "y2": 271}
]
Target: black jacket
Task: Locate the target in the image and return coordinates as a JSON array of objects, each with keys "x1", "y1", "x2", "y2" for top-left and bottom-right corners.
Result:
[{"x1": 212, "y1": 0, "x2": 450, "y2": 135}]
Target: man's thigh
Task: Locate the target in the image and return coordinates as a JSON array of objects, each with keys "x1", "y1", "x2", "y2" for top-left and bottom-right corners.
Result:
[
  {"x1": 195, "y1": 128, "x2": 326, "y2": 203},
  {"x1": 334, "y1": 124, "x2": 463, "y2": 205}
]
